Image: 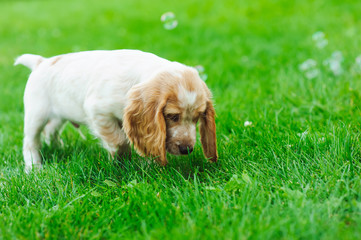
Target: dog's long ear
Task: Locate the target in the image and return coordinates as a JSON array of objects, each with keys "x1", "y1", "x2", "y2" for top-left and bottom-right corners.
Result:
[
  {"x1": 123, "y1": 83, "x2": 168, "y2": 165},
  {"x1": 199, "y1": 99, "x2": 218, "y2": 162}
]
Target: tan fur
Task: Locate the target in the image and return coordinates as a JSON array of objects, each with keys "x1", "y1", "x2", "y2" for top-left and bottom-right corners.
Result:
[
  {"x1": 36, "y1": 58, "x2": 42, "y2": 68},
  {"x1": 50, "y1": 56, "x2": 61, "y2": 66},
  {"x1": 200, "y1": 100, "x2": 218, "y2": 162},
  {"x1": 123, "y1": 69, "x2": 217, "y2": 165},
  {"x1": 98, "y1": 119, "x2": 124, "y2": 148},
  {"x1": 97, "y1": 119, "x2": 130, "y2": 159},
  {"x1": 123, "y1": 77, "x2": 168, "y2": 165}
]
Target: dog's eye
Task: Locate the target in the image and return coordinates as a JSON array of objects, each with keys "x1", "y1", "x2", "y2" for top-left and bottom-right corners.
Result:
[{"x1": 167, "y1": 114, "x2": 180, "y2": 122}]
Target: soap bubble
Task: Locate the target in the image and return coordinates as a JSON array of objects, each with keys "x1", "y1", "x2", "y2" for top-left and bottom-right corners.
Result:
[
  {"x1": 194, "y1": 65, "x2": 208, "y2": 81},
  {"x1": 161, "y1": 12, "x2": 178, "y2": 30},
  {"x1": 299, "y1": 59, "x2": 319, "y2": 79},
  {"x1": 312, "y1": 31, "x2": 328, "y2": 49},
  {"x1": 323, "y1": 51, "x2": 344, "y2": 76}
]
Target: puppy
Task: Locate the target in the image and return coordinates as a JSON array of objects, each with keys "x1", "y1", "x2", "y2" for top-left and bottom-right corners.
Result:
[{"x1": 15, "y1": 50, "x2": 217, "y2": 173}]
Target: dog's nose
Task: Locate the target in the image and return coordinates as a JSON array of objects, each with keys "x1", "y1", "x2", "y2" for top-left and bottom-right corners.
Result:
[{"x1": 179, "y1": 145, "x2": 193, "y2": 154}]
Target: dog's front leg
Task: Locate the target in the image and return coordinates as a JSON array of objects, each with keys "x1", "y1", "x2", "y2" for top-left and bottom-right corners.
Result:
[{"x1": 88, "y1": 115, "x2": 131, "y2": 161}]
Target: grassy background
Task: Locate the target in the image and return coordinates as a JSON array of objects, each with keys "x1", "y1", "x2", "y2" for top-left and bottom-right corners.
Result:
[{"x1": 1, "y1": 0, "x2": 361, "y2": 239}]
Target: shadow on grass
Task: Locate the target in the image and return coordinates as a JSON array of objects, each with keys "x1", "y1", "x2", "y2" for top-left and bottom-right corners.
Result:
[{"x1": 39, "y1": 138, "x2": 221, "y2": 184}]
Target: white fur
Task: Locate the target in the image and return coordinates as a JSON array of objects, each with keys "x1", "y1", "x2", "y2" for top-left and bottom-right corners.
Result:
[
  {"x1": 172, "y1": 129, "x2": 179, "y2": 137},
  {"x1": 15, "y1": 54, "x2": 45, "y2": 70},
  {"x1": 15, "y1": 49, "x2": 195, "y2": 173},
  {"x1": 178, "y1": 86, "x2": 197, "y2": 108}
]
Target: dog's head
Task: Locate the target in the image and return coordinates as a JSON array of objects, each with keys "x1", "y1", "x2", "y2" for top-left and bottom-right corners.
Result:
[{"x1": 123, "y1": 66, "x2": 217, "y2": 165}]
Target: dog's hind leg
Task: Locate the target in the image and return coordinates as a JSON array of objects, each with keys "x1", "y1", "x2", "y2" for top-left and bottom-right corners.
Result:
[{"x1": 23, "y1": 109, "x2": 49, "y2": 173}]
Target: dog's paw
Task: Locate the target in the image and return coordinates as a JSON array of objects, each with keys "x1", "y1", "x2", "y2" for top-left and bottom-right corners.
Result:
[{"x1": 24, "y1": 163, "x2": 43, "y2": 174}]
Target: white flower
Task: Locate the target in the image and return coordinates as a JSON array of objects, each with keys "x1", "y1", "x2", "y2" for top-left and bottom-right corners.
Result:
[
  {"x1": 305, "y1": 68, "x2": 320, "y2": 79},
  {"x1": 329, "y1": 60, "x2": 343, "y2": 76},
  {"x1": 297, "y1": 130, "x2": 308, "y2": 140},
  {"x1": 331, "y1": 51, "x2": 344, "y2": 62},
  {"x1": 356, "y1": 55, "x2": 361, "y2": 65},
  {"x1": 244, "y1": 121, "x2": 252, "y2": 127},
  {"x1": 299, "y1": 59, "x2": 319, "y2": 79},
  {"x1": 312, "y1": 31, "x2": 328, "y2": 49},
  {"x1": 323, "y1": 51, "x2": 344, "y2": 76},
  {"x1": 352, "y1": 55, "x2": 361, "y2": 74},
  {"x1": 299, "y1": 59, "x2": 317, "y2": 72},
  {"x1": 316, "y1": 39, "x2": 328, "y2": 49},
  {"x1": 312, "y1": 31, "x2": 325, "y2": 41}
]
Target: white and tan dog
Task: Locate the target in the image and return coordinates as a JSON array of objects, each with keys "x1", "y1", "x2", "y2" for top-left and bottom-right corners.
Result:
[{"x1": 15, "y1": 50, "x2": 217, "y2": 173}]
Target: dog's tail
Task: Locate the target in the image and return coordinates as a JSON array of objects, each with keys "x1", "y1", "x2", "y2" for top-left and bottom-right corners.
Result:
[{"x1": 14, "y1": 54, "x2": 45, "y2": 71}]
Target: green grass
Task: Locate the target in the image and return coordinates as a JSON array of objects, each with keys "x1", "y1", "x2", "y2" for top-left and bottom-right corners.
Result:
[{"x1": 1, "y1": 0, "x2": 361, "y2": 239}]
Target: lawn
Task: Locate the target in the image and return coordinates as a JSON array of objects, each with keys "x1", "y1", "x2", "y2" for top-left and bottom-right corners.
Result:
[{"x1": 1, "y1": 0, "x2": 361, "y2": 239}]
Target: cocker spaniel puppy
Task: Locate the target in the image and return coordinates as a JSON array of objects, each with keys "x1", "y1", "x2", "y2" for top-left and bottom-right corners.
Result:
[{"x1": 15, "y1": 50, "x2": 217, "y2": 173}]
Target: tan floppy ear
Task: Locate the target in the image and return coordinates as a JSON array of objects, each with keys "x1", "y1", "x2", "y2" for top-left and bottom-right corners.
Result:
[
  {"x1": 199, "y1": 100, "x2": 218, "y2": 162},
  {"x1": 123, "y1": 85, "x2": 168, "y2": 166}
]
